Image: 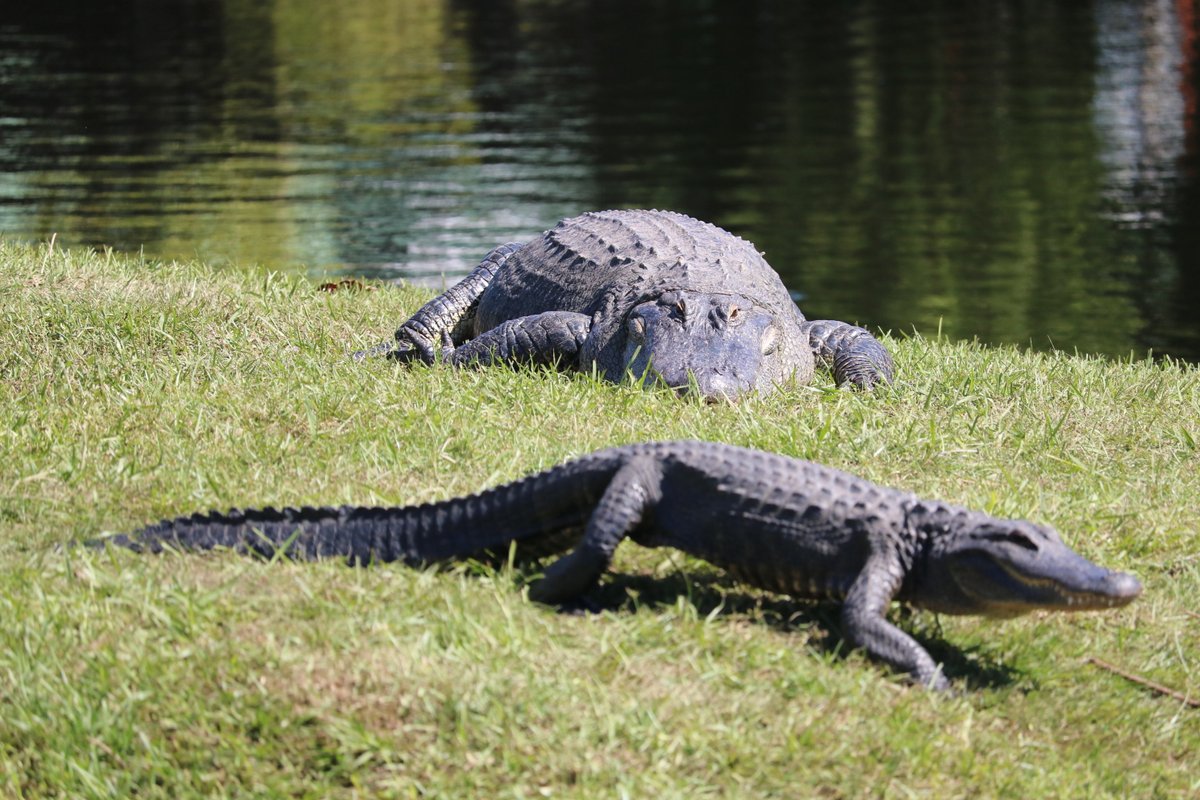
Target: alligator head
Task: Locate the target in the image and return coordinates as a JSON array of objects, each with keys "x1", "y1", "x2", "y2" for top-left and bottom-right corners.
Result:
[
  {"x1": 914, "y1": 510, "x2": 1143, "y2": 618},
  {"x1": 619, "y1": 290, "x2": 795, "y2": 401}
]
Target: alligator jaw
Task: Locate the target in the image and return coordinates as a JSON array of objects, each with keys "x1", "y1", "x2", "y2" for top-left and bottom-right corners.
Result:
[
  {"x1": 998, "y1": 558, "x2": 1142, "y2": 610},
  {"x1": 951, "y1": 549, "x2": 1143, "y2": 618}
]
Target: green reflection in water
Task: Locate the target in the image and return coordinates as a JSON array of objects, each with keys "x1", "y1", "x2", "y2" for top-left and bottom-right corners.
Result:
[
  {"x1": 0, "y1": 0, "x2": 1195, "y2": 360},
  {"x1": 623, "y1": 1, "x2": 1144, "y2": 357},
  {"x1": 156, "y1": 0, "x2": 479, "y2": 270}
]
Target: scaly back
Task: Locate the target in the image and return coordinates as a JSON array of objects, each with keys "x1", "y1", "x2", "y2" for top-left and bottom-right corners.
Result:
[{"x1": 474, "y1": 209, "x2": 798, "y2": 331}]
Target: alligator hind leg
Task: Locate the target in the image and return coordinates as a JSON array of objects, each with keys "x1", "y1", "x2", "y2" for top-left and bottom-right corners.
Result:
[
  {"x1": 800, "y1": 319, "x2": 895, "y2": 389},
  {"x1": 528, "y1": 456, "x2": 663, "y2": 605},
  {"x1": 354, "y1": 242, "x2": 523, "y2": 362}
]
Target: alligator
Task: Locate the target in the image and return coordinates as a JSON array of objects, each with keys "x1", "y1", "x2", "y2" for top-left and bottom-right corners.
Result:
[
  {"x1": 357, "y1": 209, "x2": 894, "y2": 399},
  {"x1": 92, "y1": 441, "x2": 1141, "y2": 690}
]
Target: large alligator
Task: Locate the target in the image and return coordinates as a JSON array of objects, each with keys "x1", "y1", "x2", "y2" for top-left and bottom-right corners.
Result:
[
  {"x1": 93, "y1": 441, "x2": 1141, "y2": 690},
  {"x1": 358, "y1": 209, "x2": 894, "y2": 399}
]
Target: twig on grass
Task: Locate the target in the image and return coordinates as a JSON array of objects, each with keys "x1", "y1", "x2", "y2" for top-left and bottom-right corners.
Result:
[{"x1": 1088, "y1": 657, "x2": 1200, "y2": 708}]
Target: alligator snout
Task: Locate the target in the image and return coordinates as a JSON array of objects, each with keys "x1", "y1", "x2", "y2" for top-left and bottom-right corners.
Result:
[
  {"x1": 1091, "y1": 570, "x2": 1143, "y2": 606},
  {"x1": 685, "y1": 371, "x2": 756, "y2": 404},
  {"x1": 624, "y1": 292, "x2": 783, "y2": 402}
]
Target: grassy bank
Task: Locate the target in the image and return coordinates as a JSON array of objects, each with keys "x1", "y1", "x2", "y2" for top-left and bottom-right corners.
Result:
[{"x1": 1, "y1": 239, "x2": 1197, "y2": 798}]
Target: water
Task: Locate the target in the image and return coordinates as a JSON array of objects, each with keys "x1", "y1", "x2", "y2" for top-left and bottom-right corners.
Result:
[{"x1": 2, "y1": 0, "x2": 1197, "y2": 361}]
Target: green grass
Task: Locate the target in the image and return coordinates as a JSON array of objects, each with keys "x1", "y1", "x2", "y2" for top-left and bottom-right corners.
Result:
[{"x1": 1, "y1": 239, "x2": 1197, "y2": 798}]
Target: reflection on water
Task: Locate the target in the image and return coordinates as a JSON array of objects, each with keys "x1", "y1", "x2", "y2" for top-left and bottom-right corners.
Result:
[{"x1": 1, "y1": 0, "x2": 1197, "y2": 361}]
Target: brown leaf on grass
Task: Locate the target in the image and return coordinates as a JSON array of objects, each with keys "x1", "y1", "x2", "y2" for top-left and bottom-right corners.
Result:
[{"x1": 318, "y1": 279, "x2": 375, "y2": 293}]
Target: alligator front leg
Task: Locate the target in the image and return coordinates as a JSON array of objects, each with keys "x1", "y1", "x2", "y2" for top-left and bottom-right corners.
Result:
[
  {"x1": 841, "y1": 553, "x2": 949, "y2": 690},
  {"x1": 354, "y1": 242, "x2": 523, "y2": 362},
  {"x1": 801, "y1": 319, "x2": 895, "y2": 389},
  {"x1": 528, "y1": 456, "x2": 663, "y2": 604},
  {"x1": 446, "y1": 311, "x2": 593, "y2": 370}
]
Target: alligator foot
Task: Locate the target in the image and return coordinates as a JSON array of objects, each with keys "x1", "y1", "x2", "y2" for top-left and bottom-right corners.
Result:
[
  {"x1": 802, "y1": 319, "x2": 895, "y2": 389},
  {"x1": 552, "y1": 594, "x2": 608, "y2": 616}
]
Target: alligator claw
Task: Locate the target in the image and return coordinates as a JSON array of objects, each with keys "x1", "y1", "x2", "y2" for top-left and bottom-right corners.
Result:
[
  {"x1": 384, "y1": 342, "x2": 427, "y2": 364},
  {"x1": 350, "y1": 339, "x2": 428, "y2": 363},
  {"x1": 352, "y1": 340, "x2": 399, "y2": 361}
]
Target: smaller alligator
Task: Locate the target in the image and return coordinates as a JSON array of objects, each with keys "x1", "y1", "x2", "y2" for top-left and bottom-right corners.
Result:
[
  {"x1": 358, "y1": 209, "x2": 894, "y2": 399},
  {"x1": 91, "y1": 441, "x2": 1141, "y2": 690}
]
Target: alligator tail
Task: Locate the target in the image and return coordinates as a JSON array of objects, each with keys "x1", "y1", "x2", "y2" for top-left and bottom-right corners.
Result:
[{"x1": 91, "y1": 453, "x2": 624, "y2": 565}]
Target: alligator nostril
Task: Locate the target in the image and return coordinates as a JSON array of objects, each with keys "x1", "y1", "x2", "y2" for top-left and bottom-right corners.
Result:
[
  {"x1": 693, "y1": 372, "x2": 752, "y2": 403},
  {"x1": 1107, "y1": 572, "x2": 1143, "y2": 602}
]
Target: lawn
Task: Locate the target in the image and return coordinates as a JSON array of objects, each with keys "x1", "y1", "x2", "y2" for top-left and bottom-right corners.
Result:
[{"x1": 1, "y1": 240, "x2": 1197, "y2": 798}]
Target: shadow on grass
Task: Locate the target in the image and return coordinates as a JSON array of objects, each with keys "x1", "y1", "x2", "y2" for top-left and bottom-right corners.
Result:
[
  {"x1": 97, "y1": 545, "x2": 1023, "y2": 691},
  {"x1": 574, "y1": 568, "x2": 1023, "y2": 691}
]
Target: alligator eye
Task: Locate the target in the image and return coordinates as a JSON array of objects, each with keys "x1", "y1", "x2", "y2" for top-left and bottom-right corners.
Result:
[
  {"x1": 760, "y1": 324, "x2": 779, "y2": 355},
  {"x1": 728, "y1": 305, "x2": 740, "y2": 321},
  {"x1": 983, "y1": 527, "x2": 1039, "y2": 551},
  {"x1": 628, "y1": 316, "x2": 646, "y2": 341},
  {"x1": 1004, "y1": 530, "x2": 1040, "y2": 551}
]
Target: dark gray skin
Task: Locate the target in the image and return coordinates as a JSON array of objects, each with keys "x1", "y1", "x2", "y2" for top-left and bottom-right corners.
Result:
[
  {"x1": 358, "y1": 210, "x2": 894, "y2": 398},
  {"x1": 93, "y1": 441, "x2": 1141, "y2": 691}
]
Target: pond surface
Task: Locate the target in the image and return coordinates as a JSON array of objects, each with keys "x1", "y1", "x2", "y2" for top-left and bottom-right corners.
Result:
[{"x1": 2, "y1": 0, "x2": 1198, "y2": 361}]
